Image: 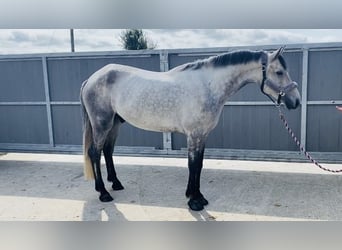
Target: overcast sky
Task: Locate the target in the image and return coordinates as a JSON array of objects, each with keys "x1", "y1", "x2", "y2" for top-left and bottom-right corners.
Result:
[{"x1": 1, "y1": 29, "x2": 342, "y2": 55}]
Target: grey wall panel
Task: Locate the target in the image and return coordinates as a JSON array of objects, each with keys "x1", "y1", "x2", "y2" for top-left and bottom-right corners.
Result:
[
  {"x1": 47, "y1": 55, "x2": 160, "y2": 101},
  {"x1": 172, "y1": 105, "x2": 301, "y2": 151},
  {"x1": 306, "y1": 105, "x2": 342, "y2": 152},
  {"x1": 116, "y1": 124, "x2": 163, "y2": 149},
  {"x1": 51, "y1": 105, "x2": 82, "y2": 145},
  {"x1": 0, "y1": 105, "x2": 49, "y2": 144},
  {"x1": 0, "y1": 59, "x2": 45, "y2": 102},
  {"x1": 51, "y1": 105, "x2": 163, "y2": 148},
  {"x1": 308, "y1": 50, "x2": 342, "y2": 101},
  {"x1": 171, "y1": 132, "x2": 185, "y2": 150}
]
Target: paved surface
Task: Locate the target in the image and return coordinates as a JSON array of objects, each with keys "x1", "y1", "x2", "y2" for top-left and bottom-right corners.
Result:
[{"x1": 1, "y1": 152, "x2": 342, "y2": 221}]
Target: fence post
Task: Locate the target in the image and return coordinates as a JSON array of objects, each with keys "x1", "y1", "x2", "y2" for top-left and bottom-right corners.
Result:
[
  {"x1": 42, "y1": 56, "x2": 55, "y2": 147},
  {"x1": 159, "y1": 50, "x2": 172, "y2": 152},
  {"x1": 300, "y1": 48, "x2": 309, "y2": 150}
]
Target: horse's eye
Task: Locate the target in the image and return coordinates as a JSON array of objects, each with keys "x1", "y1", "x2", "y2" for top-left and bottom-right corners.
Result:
[{"x1": 276, "y1": 71, "x2": 284, "y2": 76}]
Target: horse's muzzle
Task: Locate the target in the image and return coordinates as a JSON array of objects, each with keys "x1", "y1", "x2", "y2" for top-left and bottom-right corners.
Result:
[{"x1": 284, "y1": 95, "x2": 301, "y2": 109}]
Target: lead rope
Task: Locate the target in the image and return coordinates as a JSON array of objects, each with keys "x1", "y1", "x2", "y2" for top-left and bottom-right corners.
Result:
[{"x1": 276, "y1": 105, "x2": 342, "y2": 173}]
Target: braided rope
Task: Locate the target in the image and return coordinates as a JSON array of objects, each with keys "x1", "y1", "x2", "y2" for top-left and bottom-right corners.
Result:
[{"x1": 277, "y1": 106, "x2": 342, "y2": 173}]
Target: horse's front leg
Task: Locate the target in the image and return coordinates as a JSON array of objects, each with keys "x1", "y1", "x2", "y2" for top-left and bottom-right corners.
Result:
[{"x1": 186, "y1": 136, "x2": 209, "y2": 211}]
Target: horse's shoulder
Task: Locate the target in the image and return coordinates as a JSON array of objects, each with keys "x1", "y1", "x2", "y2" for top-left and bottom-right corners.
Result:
[{"x1": 98, "y1": 63, "x2": 170, "y2": 85}]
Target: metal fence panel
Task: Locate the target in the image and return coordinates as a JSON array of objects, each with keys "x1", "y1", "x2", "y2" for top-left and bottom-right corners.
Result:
[
  {"x1": 0, "y1": 105, "x2": 49, "y2": 144},
  {"x1": 116, "y1": 124, "x2": 163, "y2": 149},
  {"x1": 172, "y1": 106, "x2": 301, "y2": 150},
  {"x1": 0, "y1": 59, "x2": 45, "y2": 102},
  {"x1": 51, "y1": 105, "x2": 82, "y2": 145},
  {"x1": 305, "y1": 50, "x2": 342, "y2": 152},
  {"x1": 308, "y1": 50, "x2": 342, "y2": 101},
  {"x1": 51, "y1": 104, "x2": 163, "y2": 148},
  {"x1": 306, "y1": 105, "x2": 342, "y2": 152}
]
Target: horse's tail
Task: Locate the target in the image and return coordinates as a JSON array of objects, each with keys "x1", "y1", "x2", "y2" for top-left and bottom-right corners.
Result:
[{"x1": 80, "y1": 80, "x2": 95, "y2": 180}]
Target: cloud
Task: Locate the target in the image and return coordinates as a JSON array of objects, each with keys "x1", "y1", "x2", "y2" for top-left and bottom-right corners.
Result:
[
  {"x1": 146, "y1": 29, "x2": 311, "y2": 50},
  {"x1": 9, "y1": 31, "x2": 31, "y2": 42},
  {"x1": 0, "y1": 29, "x2": 71, "y2": 54},
  {"x1": 73, "y1": 29, "x2": 122, "y2": 51},
  {"x1": 246, "y1": 30, "x2": 309, "y2": 45},
  {"x1": 0, "y1": 29, "x2": 342, "y2": 55}
]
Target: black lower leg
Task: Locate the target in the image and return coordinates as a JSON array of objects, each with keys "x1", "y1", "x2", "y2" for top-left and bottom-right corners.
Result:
[
  {"x1": 88, "y1": 144, "x2": 113, "y2": 202},
  {"x1": 186, "y1": 145, "x2": 208, "y2": 211},
  {"x1": 103, "y1": 142, "x2": 124, "y2": 191}
]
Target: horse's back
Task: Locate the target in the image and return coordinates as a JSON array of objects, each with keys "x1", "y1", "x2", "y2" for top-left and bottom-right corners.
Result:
[{"x1": 92, "y1": 63, "x2": 162, "y2": 81}]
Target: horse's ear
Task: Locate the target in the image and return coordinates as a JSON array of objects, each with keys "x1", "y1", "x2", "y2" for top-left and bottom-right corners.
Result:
[{"x1": 270, "y1": 46, "x2": 285, "y2": 61}]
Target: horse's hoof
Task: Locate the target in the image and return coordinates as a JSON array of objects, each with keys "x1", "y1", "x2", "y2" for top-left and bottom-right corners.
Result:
[
  {"x1": 112, "y1": 180, "x2": 124, "y2": 190},
  {"x1": 185, "y1": 191, "x2": 209, "y2": 206},
  {"x1": 99, "y1": 192, "x2": 114, "y2": 202},
  {"x1": 188, "y1": 199, "x2": 204, "y2": 211},
  {"x1": 199, "y1": 196, "x2": 209, "y2": 206}
]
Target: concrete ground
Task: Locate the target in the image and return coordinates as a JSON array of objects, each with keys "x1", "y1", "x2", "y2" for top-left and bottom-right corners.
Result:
[{"x1": 1, "y1": 152, "x2": 342, "y2": 221}]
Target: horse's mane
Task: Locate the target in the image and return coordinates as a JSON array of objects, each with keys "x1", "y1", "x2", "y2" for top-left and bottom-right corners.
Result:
[{"x1": 180, "y1": 50, "x2": 287, "y2": 71}]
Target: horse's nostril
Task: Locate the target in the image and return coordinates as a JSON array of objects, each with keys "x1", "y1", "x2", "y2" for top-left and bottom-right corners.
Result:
[{"x1": 285, "y1": 97, "x2": 300, "y2": 110}]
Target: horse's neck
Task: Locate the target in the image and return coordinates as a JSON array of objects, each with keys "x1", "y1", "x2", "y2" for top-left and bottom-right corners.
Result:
[{"x1": 208, "y1": 62, "x2": 262, "y2": 103}]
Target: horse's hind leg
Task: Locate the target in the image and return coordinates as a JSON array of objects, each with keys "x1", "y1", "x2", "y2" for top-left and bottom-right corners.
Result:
[
  {"x1": 103, "y1": 115, "x2": 124, "y2": 191},
  {"x1": 88, "y1": 115, "x2": 115, "y2": 202},
  {"x1": 88, "y1": 140, "x2": 113, "y2": 202}
]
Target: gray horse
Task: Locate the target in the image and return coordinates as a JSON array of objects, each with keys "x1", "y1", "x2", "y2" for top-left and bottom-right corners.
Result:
[{"x1": 80, "y1": 47, "x2": 301, "y2": 211}]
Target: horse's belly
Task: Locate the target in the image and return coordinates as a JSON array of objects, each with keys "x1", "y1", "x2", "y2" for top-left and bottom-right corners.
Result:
[
  {"x1": 114, "y1": 87, "x2": 184, "y2": 132},
  {"x1": 120, "y1": 112, "x2": 181, "y2": 133}
]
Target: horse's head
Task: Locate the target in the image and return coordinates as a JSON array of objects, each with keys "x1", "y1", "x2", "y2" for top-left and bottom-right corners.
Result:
[{"x1": 260, "y1": 47, "x2": 301, "y2": 109}]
